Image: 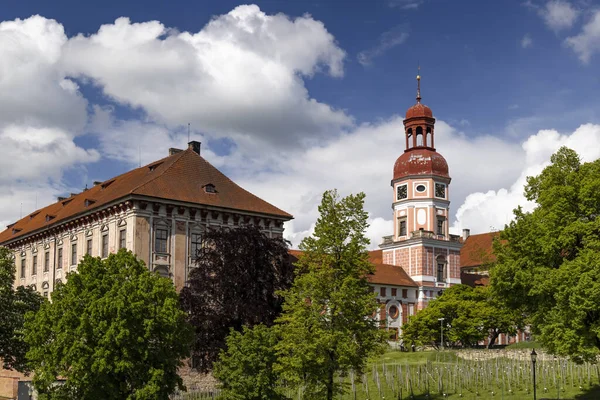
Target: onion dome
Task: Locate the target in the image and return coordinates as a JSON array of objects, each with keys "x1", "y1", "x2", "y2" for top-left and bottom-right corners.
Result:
[{"x1": 393, "y1": 148, "x2": 449, "y2": 181}]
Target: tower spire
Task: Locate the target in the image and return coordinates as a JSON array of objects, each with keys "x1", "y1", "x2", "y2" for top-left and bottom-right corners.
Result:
[{"x1": 416, "y1": 65, "x2": 421, "y2": 103}]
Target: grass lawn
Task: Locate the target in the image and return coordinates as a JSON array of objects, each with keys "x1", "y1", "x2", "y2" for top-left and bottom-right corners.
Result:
[{"x1": 179, "y1": 349, "x2": 600, "y2": 399}]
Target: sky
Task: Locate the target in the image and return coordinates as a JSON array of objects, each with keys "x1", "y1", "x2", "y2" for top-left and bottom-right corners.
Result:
[{"x1": 1, "y1": 0, "x2": 600, "y2": 249}]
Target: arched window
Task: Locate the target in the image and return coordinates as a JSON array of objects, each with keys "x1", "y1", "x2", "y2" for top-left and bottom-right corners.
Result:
[
  {"x1": 436, "y1": 255, "x2": 446, "y2": 282},
  {"x1": 426, "y1": 127, "x2": 432, "y2": 147},
  {"x1": 416, "y1": 126, "x2": 423, "y2": 146},
  {"x1": 406, "y1": 128, "x2": 413, "y2": 149}
]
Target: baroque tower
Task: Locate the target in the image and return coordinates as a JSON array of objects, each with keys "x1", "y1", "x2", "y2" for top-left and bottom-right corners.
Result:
[{"x1": 380, "y1": 72, "x2": 462, "y2": 310}]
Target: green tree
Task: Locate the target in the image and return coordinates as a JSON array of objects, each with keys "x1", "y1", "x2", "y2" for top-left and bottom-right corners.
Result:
[
  {"x1": 213, "y1": 325, "x2": 284, "y2": 400},
  {"x1": 401, "y1": 285, "x2": 521, "y2": 349},
  {"x1": 0, "y1": 246, "x2": 44, "y2": 372},
  {"x1": 491, "y1": 147, "x2": 600, "y2": 360},
  {"x1": 276, "y1": 190, "x2": 386, "y2": 400},
  {"x1": 25, "y1": 249, "x2": 193, "y2": 400}
]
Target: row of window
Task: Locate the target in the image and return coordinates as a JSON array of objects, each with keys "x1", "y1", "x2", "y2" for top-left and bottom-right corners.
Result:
[
  {"x1": 396, "y1": 182, "x2": 446, "y2": 201},
  {"x1": 378, "y1": 287, "x2": 411, "y2": 298},
  {"x1": 19, "y1": 229, "x2": 127, "y2": 279},
  {"x1": 397, "y1": 216, "x2": 446, "y2": 236}
]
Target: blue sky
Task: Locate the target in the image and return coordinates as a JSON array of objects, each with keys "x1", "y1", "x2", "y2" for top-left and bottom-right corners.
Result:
[{"x1": 1, "y1": 0, "x2": 600, "y2": 247}]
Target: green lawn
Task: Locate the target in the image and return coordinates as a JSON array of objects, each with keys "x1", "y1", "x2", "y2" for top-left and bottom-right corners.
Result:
[{"x1": 178, "y1": 349, "x2": 600, "y2": 399}]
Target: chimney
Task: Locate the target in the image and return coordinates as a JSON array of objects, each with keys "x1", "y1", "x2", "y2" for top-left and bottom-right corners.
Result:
[
  {"x1": 169, "y1": 148, "x2": 183, "y2": 156},
  {"x1": 188, "y1": 141, "x2": 201, "y2": 155},
  {"x1": 462, "y1": 228, "x2": 470, "y2": 241}
]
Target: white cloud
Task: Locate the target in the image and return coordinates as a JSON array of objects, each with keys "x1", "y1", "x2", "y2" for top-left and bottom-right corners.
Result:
[
  {"x1": 521, "y1": 33, "x2": 533, "y2": 48},
  {"x1": 226, "y1": 117, "x2": 524, "y2": 249},
  {"x1": 0, "y1": 16, "x2": 99, "y2": 228},
  {"x1": 452, "y1": 123, "x2": 600, "y2": 234},
  {"x1": 565, "y1": 10, "x2": 600, "y2": 63},
  {"x1": 61, "y1": 6, "x2": 351, "y2": 148},
  {"x1": 358, "y1": 25, "x2": 409, "y2": 66},
  {"x1": 539, "y1": 0, "x2": 579, "y2": 31},
  {"x1": 389, "y1": 0, "x2": 426, "y2": 10}
]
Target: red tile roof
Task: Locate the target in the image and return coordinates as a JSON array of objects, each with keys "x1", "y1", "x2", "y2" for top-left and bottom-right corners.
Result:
[
  {"x1": 461, "y1": 272, "x2": 489, "y2": 287},
  {"x1": 287, "y1": 249, "x2": 417, "y2": 287},
  {"x1": 460, "y1": 232, "x2": 500, "y2": 269},
  {"x1": 0, "y1": 149, "x2": 292, "y2": 244}
]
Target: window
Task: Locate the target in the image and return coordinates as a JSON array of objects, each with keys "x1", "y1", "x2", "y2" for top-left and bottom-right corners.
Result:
[
  {"x1": 435, "y1": 183, "x2": 446, "y2": 198},
  {"x1": 402, "y1": 289, "x2": 408, "y2": 298},
  {"x1": 388, "y1": 305, "x2": 399, "y2": 319},
  {"x1": 86, "y1": 239, "x2": 92, "y2": 255},
  {"x1": 102, "y1": 234, "x2": 109, "y2": 258},
  {"x1": 20, "y1": 258, "x2": 26, "y2": 278},
  {"x1": 437, "y1": 262, "x2": 445, "y2": 282},
  {"x1": 119, "y1": 229, "x2": 126, "y2": 249},
  {"x1": 44, "y1": 251, "x2": 50, "y2": 272},
  {"x1": 190, "y1": 232, "x2": 202, "y2": 259},
  {"x1": 437, "y1": 217, "x2": 445, "y2": 236},
  {"x1": 380, "y1": 287, "x2": 386, "y2": 297},
  {"x1": 397, "y1": 184, "x2": 407, "y2": 200},
  {"x1": 155, "y1": 228, "x2": 168, "y2": 253},
  {"x1": 43, "y1": 291, "x2": 48, "y2": 298},
  {"x1": 71, "y1": 243, "x2": 77, "y2": 266},
  {"x1": 32, "y1": 255, "x2": 37, "y2": 276},
  {"x1": 391, "y1": 288, "x2": 397, "y2": 297},
  {"x1": 57, "y1": 248, "x2": 63, "y2": 269},
  {"x1": 415, "y1": 184, "x2": 426, "y2": 193},
  {"x1": 398, "y1": 217, "x2": 407, "y2": 237}
]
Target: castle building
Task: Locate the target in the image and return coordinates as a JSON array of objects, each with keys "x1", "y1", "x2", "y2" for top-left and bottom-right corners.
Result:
[
  {"x1": 379, "y1": 73, "x2": 462, "y2": 310},
  {"x1": 0, "y1": 142, "x2": 292, "y2": 296}
]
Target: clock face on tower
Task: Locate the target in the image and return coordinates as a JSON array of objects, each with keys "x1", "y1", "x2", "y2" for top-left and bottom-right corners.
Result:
[
  {"x1": 435, "y1": 183, "x2": 446, "y2": 198},
  {"x1": 397, "y1": 185, "x2": 407, "y2": 200}
]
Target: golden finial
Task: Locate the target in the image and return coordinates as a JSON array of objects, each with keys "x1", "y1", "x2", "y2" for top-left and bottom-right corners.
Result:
[{"x1": 416, "y1": 64, "x2": 421, "y2": 103}]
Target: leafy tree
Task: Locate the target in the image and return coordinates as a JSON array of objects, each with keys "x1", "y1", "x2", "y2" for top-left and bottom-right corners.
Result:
[
  {"x1": 491, "y1": 147, "x2": 600, "y2": 360},
  {"x1": 25, "y1": 249, "x2": 193, "y2": 400},
  {"x1": 0, "y1": 246, "x2": 44, "y2": 372},
  {"x1": 180, "y1": 224, "x2": 293, "y2": 372},
  {"x1": 401, "y1": 285, "x2": 521, "y2": 349},
  {"x1": 275, "y1": 190, "x2": 386, "y2": 400},
  {"x1": 213, "y1": 325, "x2": 284, "y2": 400}
]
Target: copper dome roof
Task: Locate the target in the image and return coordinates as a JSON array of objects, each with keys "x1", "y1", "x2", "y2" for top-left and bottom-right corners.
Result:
[
  {"x1": 405, "y1": 102, "x2": 433, "y2": 119},
  {"x1": 393, "y1": 148, "x2": 449, "y2": 181}
]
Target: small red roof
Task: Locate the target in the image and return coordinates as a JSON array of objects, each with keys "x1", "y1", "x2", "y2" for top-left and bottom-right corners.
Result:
[
  {"x1": 405, "y1": 102, "x2": 433, "y2": 119},
  {"x1": 0, "y1": 149, "x2": 292, "y2": 244},
  {"x1": 393, "y1": 148, "x2": 449, "y2": 181},
  {"x1": 460, "y1": 232, "x2": 500, "y2": 269},
  {"x1": 287, "y1": 249, "x2": 417, "y2": 288}
]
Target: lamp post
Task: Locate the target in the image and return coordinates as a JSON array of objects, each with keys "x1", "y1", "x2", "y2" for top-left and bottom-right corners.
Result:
[
  {"x1": 531, "y1": 348, "x2": 537, "y2": 400},
  {"x1": 438, "y1": 317, "x2": 445, "y2": 350}
]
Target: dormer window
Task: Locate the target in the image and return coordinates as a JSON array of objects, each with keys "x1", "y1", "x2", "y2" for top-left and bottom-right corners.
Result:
[
  {"x1": 45, "y1": 214, "x2": 56, "y2": 222},
  {"x1": 101, "y1": 179, "x2": 115, "y2": 189},
  {"x1": 84, "y1": 199, "x2": 96, "y2": 207},
  {"x1": 148, "y1": 162, "x2": 163, "y2": 172},
  {"x1": 29, "y1": 212, "x2": 40, "y2": 220},
  {"x1": 61, "y1": 198, "x2": 73, "y2": 206},
  {"x1": 12, "y1": 228, "x2": 22, "y2": 235},
  {"x1": 203, "y1": 184, "x2": 217, "y2": 194}
]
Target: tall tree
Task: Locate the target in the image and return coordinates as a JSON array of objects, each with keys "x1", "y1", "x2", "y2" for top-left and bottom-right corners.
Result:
[
  {"x1": 0, "y1": 246, "x2": 44, "y2": 372},
  {"x1": 276, "y1": 190, "x2": 386, "y2": 400},
  {"x1": 180, "y1": 224, "x2": 294, "y2": 372},
  {"x1": 25, "y1": 249, "x2": 193, "y2": 400},
  {"x1": 491, "y1": 147, "x2": 600, "y2": 360}
]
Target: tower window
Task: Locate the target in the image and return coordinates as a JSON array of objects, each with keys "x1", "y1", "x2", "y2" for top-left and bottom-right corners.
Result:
[
  {"x1": 436, "y1": 256, "x2": 446, "y2": 282},
  {"x1": 155, "y1": 228, "x2": 169, "y2": 254},
  {"x1": 398, "y1": 217, "x2": 407, "y2": 236},
  {"x1": 20, "y1": 257, "x2": 26, "y2": 278},
  {"x1": 397, "y1": 184, "x2": 407, "y2": 200},
  {"x1": 435, "y1": 183, "x2": 446, "y2": 198},
  {"x1": 437, "y1": 217, "x2": 445, "y2": 235},
  {"x1": 416, "y1": 184, "x2": 426, "y2": 193},
  {"x1": 119, "y1": 229, "x2": 127, "y2": 249}
]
